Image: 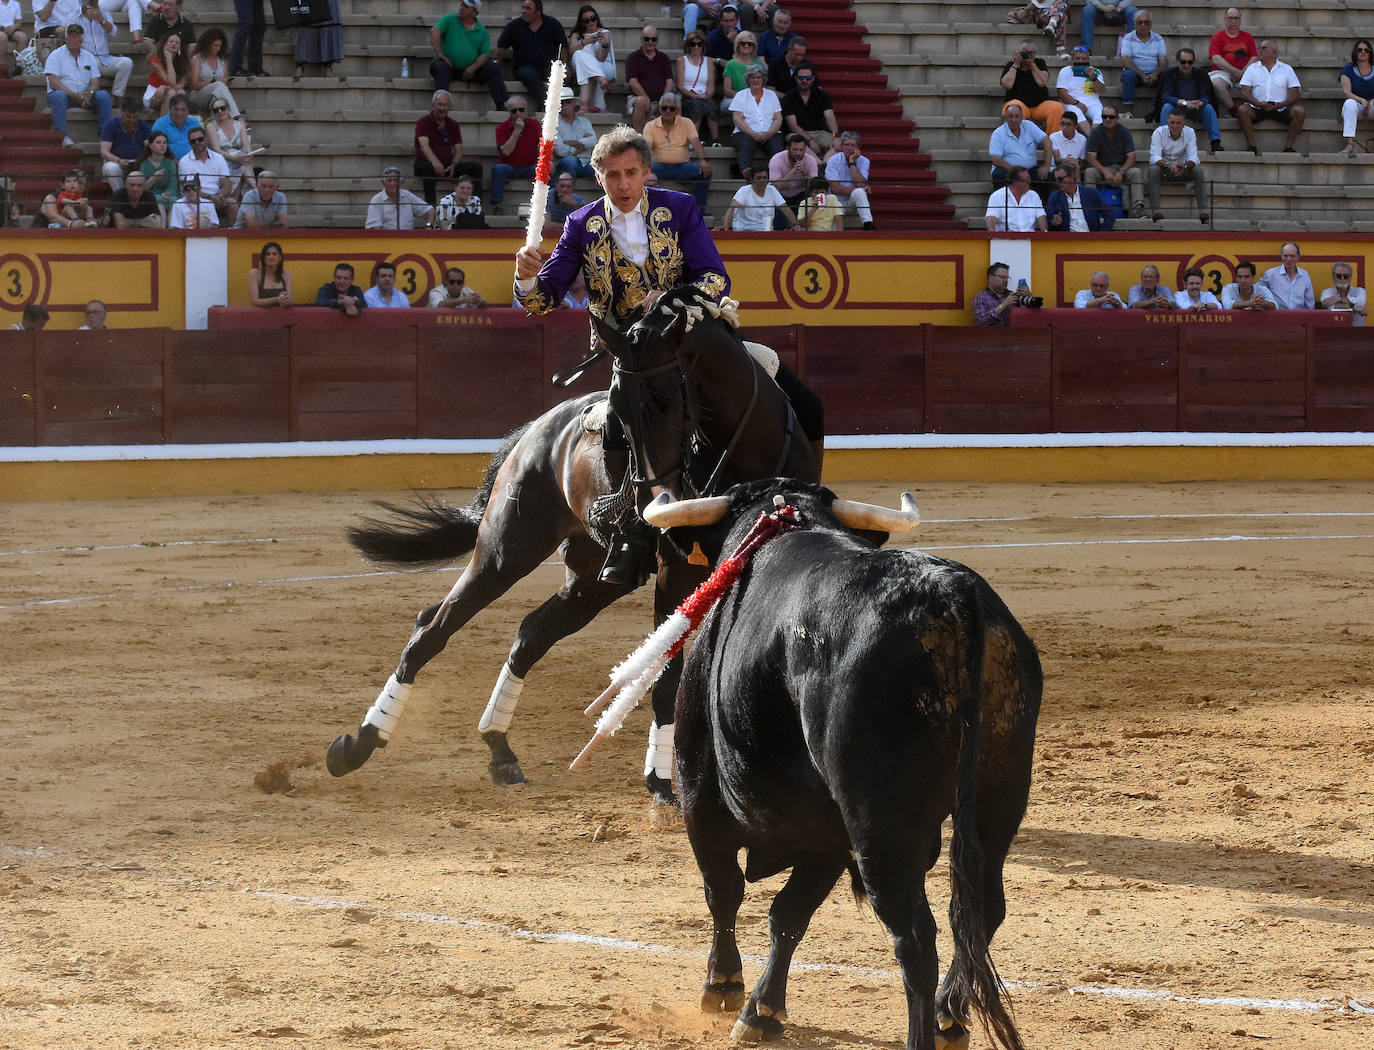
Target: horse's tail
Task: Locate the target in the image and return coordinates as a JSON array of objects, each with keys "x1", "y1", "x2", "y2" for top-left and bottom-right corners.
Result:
[{"x1": 346, "y1": 423, "x2": 531, "y2": 565}]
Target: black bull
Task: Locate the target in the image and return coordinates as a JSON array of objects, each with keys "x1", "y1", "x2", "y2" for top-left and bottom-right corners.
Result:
[{"x1": 649, "y1": 479, "x2": 1043, "y2": 1050}]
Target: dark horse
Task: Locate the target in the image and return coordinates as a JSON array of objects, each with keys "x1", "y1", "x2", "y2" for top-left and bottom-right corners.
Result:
[{"x1": 325, "y1": 287, "x2": 819, "y2": 805}]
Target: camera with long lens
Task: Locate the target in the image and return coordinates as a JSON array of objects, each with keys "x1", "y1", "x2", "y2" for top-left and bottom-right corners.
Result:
[{"x1": 1017, "y1": 293, "x2": 1044, "y2": 308}]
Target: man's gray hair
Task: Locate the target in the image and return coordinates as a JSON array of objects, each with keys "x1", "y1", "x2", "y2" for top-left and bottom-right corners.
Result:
[
  {"x1": 431, "y1": 89, "x2": 452, "y2": 104},
  {"x1": 839, "y1": 130, "x2": 862, "y2": 146},
  {"x1": 256, "y1": 169, "x2": 277, "y2": 181},
  {"x1": 591, "y1": 125, "x2": 652, "y2": 172},
  {"x1": 659, "y1": 91, "x2": 681, "y2": 108}
]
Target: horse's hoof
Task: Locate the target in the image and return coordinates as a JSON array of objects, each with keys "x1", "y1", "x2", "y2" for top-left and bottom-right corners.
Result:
[
  {"x1": 482, "y1": 731, "x2": 528, "y2": 786},
  {"x1": 325, "y1": 724, "x2": 382, "y2": 777},
  {"x1": 645, "y1": 770, "x2": 678, "y2": 807},
  {"x1": 701, "y1": 980, "x2": 747, "y2": 1013},
  {"x1": 730, "y1": 1010, "x2": 783, "y2": 1043}
]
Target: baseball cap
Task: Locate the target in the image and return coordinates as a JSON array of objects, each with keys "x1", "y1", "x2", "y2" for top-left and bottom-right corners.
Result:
[
  {"x1": 381, "y1": 165, "x2": 402, "y2": 177},
  {"x1": 460, "y1": 0, "x2": 481, "y2": 9},
  {"x1": 66, "y1": 22, "x2": 83, "y2": 32}
]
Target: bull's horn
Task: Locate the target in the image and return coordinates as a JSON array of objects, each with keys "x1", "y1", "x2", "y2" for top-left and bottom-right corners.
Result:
[
  {"x1": 642, "y1": 492, "x2": 730, "y2": 529},
  {"x1": 832, "y1": 492, "x2": 920, "y2": 533}
]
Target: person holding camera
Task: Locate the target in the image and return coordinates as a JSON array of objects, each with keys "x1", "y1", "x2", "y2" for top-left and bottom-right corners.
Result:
[
  {"x1": 973, "y1": 262, "x2": 1023, "y2": 326},
  {"x1": 1000, "y1": 39, "x2": 1065, "y2": 130},
  {"x1": 1074, "y1": 271, "x2": 1126, "y2": 308}
]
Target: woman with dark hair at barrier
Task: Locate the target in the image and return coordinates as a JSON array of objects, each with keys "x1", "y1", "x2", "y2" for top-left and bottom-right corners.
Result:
[{"x1": 248, "y1": 241, "x2": 293, "y2": 308}]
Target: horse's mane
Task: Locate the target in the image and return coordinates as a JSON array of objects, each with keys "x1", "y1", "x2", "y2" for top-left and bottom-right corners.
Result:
[{"x1": 631, "y1": 287, "x2": 742, "y2": 342}]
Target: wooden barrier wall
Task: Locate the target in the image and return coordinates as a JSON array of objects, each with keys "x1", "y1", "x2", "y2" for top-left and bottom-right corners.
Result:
[{"x1": 3, "y1": 318, "x2": 1373, "y2": 446}]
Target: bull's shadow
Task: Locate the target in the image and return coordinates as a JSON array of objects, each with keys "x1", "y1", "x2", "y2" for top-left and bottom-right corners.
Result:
[{"x1": 1016, "y1": 826, "x2": 1374, "y2": 915}]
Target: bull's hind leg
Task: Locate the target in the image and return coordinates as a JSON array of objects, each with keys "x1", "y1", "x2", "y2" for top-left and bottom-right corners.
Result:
[
  {"x1": 732, "y1": 855, "x2": 847, "y2": 1042},
  {"x1": 689, "y1": 830, "x2": 748, "y2": 1017},
  {"x1": 480, "y1": 538, "x2": 626, "y2": 785}
]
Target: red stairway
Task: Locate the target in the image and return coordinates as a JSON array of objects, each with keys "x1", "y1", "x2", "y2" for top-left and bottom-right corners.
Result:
[
  {"x1": 0, "y1": 75, "x2": 91, "y2": 223},
  {"x1": 786, "y1": 0, "x2": 961, "y2": 230}
]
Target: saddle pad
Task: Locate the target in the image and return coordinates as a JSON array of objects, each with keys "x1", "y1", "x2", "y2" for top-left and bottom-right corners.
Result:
[
  {"x1": 743, "y1": 341, "x2": 779, "y2": 378},
  {"x1": 582, "y1": 399, "x2": 610, "y2": 433}
]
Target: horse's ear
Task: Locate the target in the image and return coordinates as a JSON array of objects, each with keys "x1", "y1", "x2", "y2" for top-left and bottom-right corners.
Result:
[
  {"x1": 660, "y1": 304, "x2": 690, "y2": 346},
  {"x1": 592, "y1": 313, "x2": 622, "y2": 353}
]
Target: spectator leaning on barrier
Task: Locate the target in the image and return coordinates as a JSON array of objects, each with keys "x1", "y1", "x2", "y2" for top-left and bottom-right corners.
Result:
[
  {"x1": 1220, "y1": 260, "x2": 1274, "y2": 310},
  {"x1": 1174, "y1": 267, "x2": 1221, "y2": 312},
  {"x1": 365, "y1": 165, "x2": 435, "y2": 229},
  {"x1": 1074, "y1": 271, "x2": 1126, "y2": 308},
  {"x1": 1259, "y1": 241, "x2": 1314, "y2": 310},
  {"x1": 79, "y1": 299, "x2": 106, "y2": 329},
  {"x1": 316, "y1": 262, "x2": 367, "y2": 316},
  {"x1": 985, "y1": 165, "x2": 1046, "y2": 233},
  {"x1": 234, "y1": 169, "x2": 287, "y2": 228},
  {"x1": 364, "y1": 261, "x2": 410, "y2": 309},
  {"x1": 973, "y1": 261, "x2": 1016, "y2": 326},
  {"x1": 1128, "y1": 264, "x2": 1176, "y2": 309},
  {"x1": 430, "y1": 0, "x2": 508, "y2": 110},
  {"x1": 1319, "y1": 262, "x2": 1366, "y2": 326},
  {"x1": 11, "y1": 304, "x2": 50, "y2": 330},
  {"x1": 429, "y1": 266, "x2": 488, "y2": 308},
  {"x1": 106, "y1": 169, "x2": 161, "y2": 228},
  {"x1": 1046, "y1": 161, "x2": 1114, "y2": 231}
]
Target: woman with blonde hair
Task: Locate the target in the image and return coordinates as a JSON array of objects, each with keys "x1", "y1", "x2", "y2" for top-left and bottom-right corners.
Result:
[{"x1": 722, "y1": 30, "x2": 763, "y2": 99}]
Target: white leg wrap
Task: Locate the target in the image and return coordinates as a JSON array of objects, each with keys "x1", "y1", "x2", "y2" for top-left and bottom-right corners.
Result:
[
  {"x1": 363, "y1": 674, "x2": 411, "y2": 742},
  {"x1": 644, "y1": 721, "x2": 675, "y2": 781},
  {"x1": 478, "y1": 664, "x2": 524, "y2": 734}
]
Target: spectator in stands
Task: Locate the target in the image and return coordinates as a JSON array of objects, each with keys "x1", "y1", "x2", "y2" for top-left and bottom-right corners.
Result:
[
  {"x1": 568, "y1": 4, "x2": 614, "y2": 112},
  {"x1": 1340, "y1": 40, "x2": 1374, "y2": 157},
  {"x1": 365, "y1": 165, "x2": 434, "y2": 228},
  {"x1": 989, "y1": 103, "x2": 1052, "y2": 188},
  {"x1": 1128, "y1": 264, "x2": 1175, "y2": 309},
  {"x1": 11, "y1": 304, "x2": 50, "y2": 330},
  {"x1": 729, "y1": 65, "x2": 782, "y2": 179},
  {"x1": 137, "y1": 130, "x2": 177, "y2": 214},
  {"x1": 1079, "y1": 0, "x2": 1136, "y2": 58},
  {"x1": 683, "y1": 0, "x2": 720, "y2": 39},
  {"x1": 1046, "y1": 161, "x2": 1114, "y2": 231},
  {"x1": 705, "y1": 4, "x2": 739, "y2": 77},
  {"x1": 144, "y1": 0, "x2": 192, "y2": 55},
  {"x1": 722, "y1": 30, "x2": 763, "y2": 100},
  {"x1": 767, "y1": 35, "x2": 806, "y2": 93},
  {"x1": 1158, "y1": 48, "x2": 1222, "y2": 154},
  {"x1": 1117, "y1": 10, "x2": 1166, "y2": 120},
  {"x1": 1259, "y1": 242, "x2": 1314, "y2": 310},
  {"x1": 626, "y1": 24, "x2": 674, "y2": 132},
  {"x1": 1174, "y1": 267, "x2": 1221, "y2": 312},
  {"x1": 1237, "y1": 41, "x2": 1305, "y2": 155},
  {"x1": 414, "y1": 89, "x2": 483, "y2": 208},
  {"x1": 1083, "y1": 106, "x2": 1144, "y2": 217},
  {"x1": 1057, "y1": 44, "x2": 1106, "y2": 131},
  {"x1": 1, "y1": 1, "x2": 30, "y2": 76},
  {"x1": 437, "y1": 173, "x2": 486, "y2": 228},
  {"x1": 1147, "y1": 110, "x2": 1207, "y2": 223},
  {"x1": 1220, "y1": 260, "x2": 1275, "y2": 310},
  {"x1": 756, "y1": 6, "x2": 794, "y2": 64},
  {"x1": 206, "y1": 98, "x2": 255, "y2": 199},
  {"x1": 234, "y1": 169, "x2": 287, "y2": 228},
  {"x1": 1074, "y1": 271, "x2": 1125, "y2": 308},
  {"x1": 767, "y1": 132, "x2": 815, "y2": 216},
  {"x1": 1207, "y1": 7, "x2": 1255, "y2": 119},
  {"x1": 247, "y1": 240, "x2": 293, "y2": 308},
  {"x1": 796, "y1": 175, "x2": 842, "y2": 231},
  {"x1": 782, "y1": 63, "x2": 837, "y2": 160},
  {"x1": 177, "y1": 124, "x2": 235, "y2": 225},
  {"x1": 430, "y1": 0, "x2": 508, "y2": 111},
  {"x1": 1000, "y1": 39, "x2": 1064, "y2": 130},
  {"x1": 40, "y1": 168, "x2": 97, "y2": 227},
  {"x1": 496, "y1": 0, "x2": 567, "y2": 100},
  {"x1": 188, "y1": 27, "x2": 239, "y2": 118},
  {"x1": 555, "y1": 86, "x2": 598, "y2": 178},
  {"x1": 1006, "y1": 0, "x2": 1067, "y2": 60},
  {"x1": 33, "y1": 0, "x2": 80, "y2": 52},
  {"x1": 169, "y1": 175, "x2": 218, "y2": 228},
  {"x1": 544, "y1": 170, "x2": 585, "y2": 234},
  {"x1": 560, "y1": 270, "x2": 589, "y2": 308},
  {"x1": 293, "y1": 0, "x2": 341, "y2": 79},
  {"x1": 79, "y1": 299, "x2": 106, "y2": 328},
  {"x1": 973, "y1": 261, "x2": 1016, "y2": 326},
  {"x1": 100, "y1": 95, "x2": 149, "y2": 192},
  {"x1": 678, "y1": 30, "x2": 720, "y2": 144},
  {"x1": 824, "y1": 129, "x2": 875, "y2": 229},
  {"x1": 228, "y1": 0, "x2": 266, "y2": 77},
  {"x1": 43, "y1": 23, "x2": 110, "y2": 148},
  {"x1": 491, "y1": 96, "x2": 540, "y2": 212},
  {"x1": 106, "y1": 169, "x2": 161, "y2": 227},
  {"x1": 429, "y1": 266, "x2": 487, "y2": 308},
  {"x1": 316, "y1": 263, "x2": 366, "y2": 316},
  {"x1": 145, "y1": 33, "x2": 188, "y2": 117},
  {"x1": 720, "y1": 167, "x2": 793, "y2": 230},
  {"x1": 736, "y1": 0, "x2": 776, "y2": 34},
  {"x1": 985, "y1": 165, "x2": 1046, "y2": 232},
  {"x1": 77, "y1": 0, "x2": 130, "y2": 100},
  {"x1": 364, "y1": 261, "x2": 410, "y2": 309},
  {"x1": 1049, "y1": 111, "x2": 1087, "y2": 167},
  {"x1": 646, "y1": 91, "x2": 712, "y2": 210},
  {"x1": 152, "y1": 93, "x2": 200, "y2": 160},
  {"x1": 1319, "y1": 262, "x2": 1366, "y2": 325}
]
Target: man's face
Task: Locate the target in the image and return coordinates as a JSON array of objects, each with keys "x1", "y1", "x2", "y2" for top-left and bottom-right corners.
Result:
[
  {"x1": 1133, "y1": 14, "x2": 1150, "y2": 34},
  {"x1": 431, "y1": 96, "x2": 451, "y2": 120},
  {"x1": 1224, "y1": 9, "x2": 1241, "y2": 30},
  {"x1": 187, "y1": 130, "x2": 208, "y2": 157},
  {"x1": 787, "y1": 41, "x2": 806, "y2": 65},
  {"x1": 1141, "y1": 268, "x2": 1159, "y2": 291},
  {"x1": 640, "y1": 27, "x2": 657, "y2": 53},
  {"x1": 121, "y1": 110, "x2": 140, "y2": 130},
  {"x1": 521, "y1": 0, "x2": 537, "y2": 23},
  {"x1": 1260, "y1": 41, "x2": 1276, "y2": 65},
  {"x1": 83, "y1": 303, "x2": 106, "y2": 327},
  {"x1": 1334, "y1": 267, "x2": 1353, "y2": 287},
  {"x1": 1236, "y1": 267, "x2": 1255, "y2": 291},
  {"x1": 841, "y1": 137, "x2": 860, "y2": 160},
  {"x1": 445, "y1": 270, "x2": 465, "y2": 293},
  {"x1": 721, "y1": 8, "x2": 738, "y2": 33},
  {"x1": 66, "y1": 29, "x2": 83, "y2": 55},
  {"x1": 1168, "y1": 113, "x2": 1184, "y2": 137},
  {"x1": 989, "y1": 268, "x2": 1009, "y2": 293},
  {"x1": 787, "y1": 139, "x2": 806, "y2": 163},
  {"x1": 772, "y1": 10, "x2": 790, "y2": 33},
  {"x1": 376, "y1": 267, "x2": 396, "y2": 293},
  {"x1": 125, "y1": 174, "x2": 146, "y2": 199},
  {"x1": 795, "y1": 69, "x2": 814, "y2": 91},
  {"x1": 1006, "y1": 106, "x2": 1023, "y2": 131},
  {"x1": 333, "y1": 268, "x2": 352, "y2": 292},
  {"x1": 170, "y1": 99, "x2": 189, "y2": 124},
  {"x1": 23, "y1": 316, "x2": 47, "y2": 331},
  {"x1": 1281, "y1": 243, "x2": 1300, "y2": 270},
  {"x1": 1055, "y1": 169, "x2": 1076, "y2": 193},
  {"x1": 257, "y1": 176, "x2": 276, "y2": 198},
  {"x1": 506, "y1": 99, "x2": 527, "y2": 123},
  {"x1": 381, "y1": 172, "x2": 401, "y2": 196},
  {"x1": 749, "y1": 171, "x2": 769, "y2": 194},
  {"x1": 455, "y1": 179, "x2": 472, "y2": 201},
  {"x1": 1090, "y1": 274, "x2": 1110, "y2": 296},
  {"x1": 1186, "y1": 274, "x2": 1202, "y2": 294},
  {"x1": 1059, "y1": 116, "x2": 1076, "y2": 137},
  {"x1": 595, "y1": 148, "x2": 649, "y2": 211},
  {"x1": 556, "y1": 174, "x2": 575, "y2": 198}
]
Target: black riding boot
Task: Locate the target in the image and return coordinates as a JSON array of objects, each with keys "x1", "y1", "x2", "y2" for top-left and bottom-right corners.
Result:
[{"x1": 598, "y1": 419, "x2": 654, "y2": 588}]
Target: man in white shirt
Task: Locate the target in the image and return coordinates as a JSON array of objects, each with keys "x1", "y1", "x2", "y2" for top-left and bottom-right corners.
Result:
[
  {"x1": 822, "y1": 130, "x2": 875, "y2": 229},
  {"x1": 720, "y1": 169, "x2": 794, "y2": 231},
  {"x1": 1074, "y1": 271, "x2": 1125, "y2": 308},
  {"x1": 1318, "y1": 261, "x2": 1367, "y2": 326},
  {"x1": 77, "y1": 0, "x2": 131, "y2": 98},
  {"x1": 177, "y1": 124, "x2": 235, "y2": 225},
  {"x1": 1237, "y1": 40, "x2": 1305, "y2": 154},
  {"x1": 1056, "y1": 45, "x2": 1106, "y2": 130},
  {"x1": 1048, "y1": 110, "x2": 1087, "y2": 167},
  {"x1": 1147, "y1": 110, "x2": 1208, "y2": 223},
  {"x1": 1259, "y1": 241, "x2": 1315, "y2": 310},
  {"x1": 1220, "y1": 260, "x2": 1276, "y2": 310},
  {"x1": 364, "y1": 261, "x2": 411, "y2": 309},
  {"x1": 169, "y1": 177, "x2": 218, "y2": 228},
  {"x1": 984, "y1": 166, "x2": 1046, "y2": 232},
  {"x1": 43, "y1": 22, "x2": 109, "y2": 148},
  {"x1": 365, "y1": 165, "x2": 435, "y2": 230}
]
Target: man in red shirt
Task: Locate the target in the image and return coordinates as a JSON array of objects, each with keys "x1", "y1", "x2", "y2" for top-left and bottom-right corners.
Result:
[
  {"x1": 490, "y1": 95, "x2": 540, "y2": 212},
  {"x1": 413, "y1": 89, "x2": 484, "y2": 207},
  {"x1": 1208, "y1": 6, "x2": 1257, "y2": 116},
  {"x1": 625, "y1": 24, "x2": 674, "y2": 131}
]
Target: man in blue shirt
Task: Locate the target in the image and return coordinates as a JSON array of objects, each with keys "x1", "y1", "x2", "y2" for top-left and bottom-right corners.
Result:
[
  {"x1": 99, "y1": 95, "x2": 150, "y2": 192},
  {"x1": 989, "y1": 103, "x2": 1051, "y2": 187}
]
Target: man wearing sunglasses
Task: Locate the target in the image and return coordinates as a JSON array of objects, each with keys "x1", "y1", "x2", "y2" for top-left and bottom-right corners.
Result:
[
  {"x1": 176, "y1": 124, "x2": 234, "y2": 224},
  {"x1": 625, "y1": 25, "x2": 674, "y2": 132},
  {"x1": 429, "y1": 266, "x2": 487, "y2": 309},
  {"x1": 491, "y1": 96, "x2": 539, "y2": 212},
  {"x1": 1157, "y1": 47, "x2": 1223, "y2": 153},
  {"x1": 781, "y1": 62, "x2": 836, "y2": 160}
]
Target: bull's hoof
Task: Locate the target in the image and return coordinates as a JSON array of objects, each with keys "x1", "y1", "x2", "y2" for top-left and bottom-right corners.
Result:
[
  {"x1": 730, "y1": 1006, "x2": 784, "y2": 1043},
  {"x1": 701, "y1": 979, "x2": 747, "y2": 1014},
  {"x1": 482, "y1": 731, "x2": 528, "y2": 786},
  {"x1": 325, "y1": 723, "x2": 383, "y2": 777}
]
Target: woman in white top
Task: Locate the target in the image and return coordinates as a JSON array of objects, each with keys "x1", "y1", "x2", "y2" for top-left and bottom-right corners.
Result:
[
  {"x1": 205, "y1": 92, "x2": 256, "y2": 198},
  {"x1": 1173, "y1": 267, "x2": 1221, "y2": 312},
  {"x1": 189, "y1": 27, "x2": 240, "y2": 119},
  {"x1": 676, "y1": 30, "x2": 720, "y2": 145},
  {"x1": 569, "y1": 4, "x2": 615, "y2": 112},
  {"x1": 0, "y1": 0, "x2": 29, "y2": 73}
]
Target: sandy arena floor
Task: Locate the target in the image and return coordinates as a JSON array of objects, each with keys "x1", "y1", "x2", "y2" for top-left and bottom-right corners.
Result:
[{"x1": 2, "y1": 478, "x2": 1372, "y2": 1050}]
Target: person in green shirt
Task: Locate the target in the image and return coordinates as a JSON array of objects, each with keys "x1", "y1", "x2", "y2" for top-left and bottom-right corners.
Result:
[
  {"x1": 137, "y1": 130, "x2": 178, "y2": 221},
  {"x1": 429, "y1": 0, "x2": 508, "y2": 108},
  {"x1": 722, "y1": 30, "x2": 766, "y2": 98}
]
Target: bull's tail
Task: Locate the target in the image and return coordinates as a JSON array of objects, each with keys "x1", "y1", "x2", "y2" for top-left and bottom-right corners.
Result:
[
  {"x1": 346, "y1": 424, "x2": 530, "y2": 565},
  {"x1": 945, "y1": 587, "x2": 1025, "y2": 1050}
]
